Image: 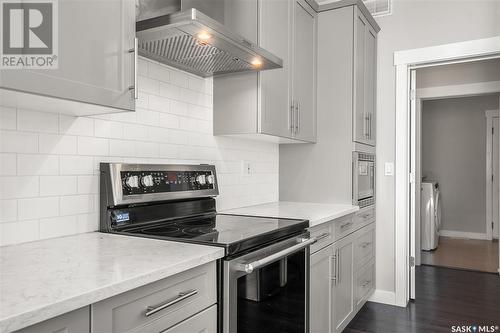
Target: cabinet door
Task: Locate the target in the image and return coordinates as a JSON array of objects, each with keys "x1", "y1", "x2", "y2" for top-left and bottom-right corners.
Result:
[
  {"x1": 310, "y1": 244, "x2": 333, "y2": 333},
  {"x1": 365, "y1": 25, "x2": 377, "y2": 145},
  {"x1": 16, "y1": 307, "x2": 89, "y2": 333},
  {"x1": 353, "y1": 9, "x2": 368, "y2": 145},
  {"x1": 259, "y1": 0, "x2": 293, "y2": 139},
  {"x1": 0, "y1": 0, "x2": 136, "y2": 112},
  {"x1": 332, "y1": 235, "x2": 354, "y2": 333},
  {"x1": 292, "y1": 0, "x2": 316, "y2": 142}
]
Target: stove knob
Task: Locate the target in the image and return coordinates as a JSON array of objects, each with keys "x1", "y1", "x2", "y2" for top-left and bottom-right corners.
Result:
[
  {"x1": 195, "y1": 174, "x2": 206, "y2": 185},
  {"x1": 206, "y1": 174, "x2": 215, "y2": 185},
  {"x1": 125, "y1": 175, "x2": 139, "y2": 188},
  {"x1": 141, "y1": 175, "x2": 154, "y2": 187}
]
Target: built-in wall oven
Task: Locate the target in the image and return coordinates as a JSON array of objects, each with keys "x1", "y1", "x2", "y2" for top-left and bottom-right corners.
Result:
[{"x1": 353, "y1": 152, "x2": 375, "y2": 208}]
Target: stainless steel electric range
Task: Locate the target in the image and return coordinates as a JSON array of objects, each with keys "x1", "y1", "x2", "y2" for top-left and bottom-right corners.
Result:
[{"x1": 99, "y1": 163, "x2": 314, "y2": 333}]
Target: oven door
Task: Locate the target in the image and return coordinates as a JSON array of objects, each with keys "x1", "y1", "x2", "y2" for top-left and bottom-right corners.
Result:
[{"x1": 222, "y1": 233, "x2": 313, "y2": 333}]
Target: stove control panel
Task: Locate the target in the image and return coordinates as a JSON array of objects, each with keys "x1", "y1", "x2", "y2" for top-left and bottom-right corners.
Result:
[{"x1": 121, "y1": 170, "x2": 215, "y2": 195}]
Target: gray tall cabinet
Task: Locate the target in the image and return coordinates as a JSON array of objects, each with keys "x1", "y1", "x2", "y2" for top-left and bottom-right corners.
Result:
[{"x1": 213, "y1": 0, "x2": 317, "y2": 143}]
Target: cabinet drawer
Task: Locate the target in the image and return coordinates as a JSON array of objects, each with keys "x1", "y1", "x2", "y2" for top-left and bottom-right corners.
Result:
[
  {"x1": 15, "y1": 307, "x2": 89, "y2": 333},
  {"x1": 309, "y1": 223, "x2": 333, "y2": 254},
  {"x1": 162, "y1": 305, "x2": 217, "y2": 333},
  {"x1": 354, "y1": 224, "x2": 375, "y2": 270},
  {"x1": 332, "y1": 215, "x2": 357, "y2": 241},
  {"x1": 354, "y1": 206, "x2": 375, "y2": 226},
  {"x1": 92, "y1": 262, "x2": 216, "y2": 333},
  {"x1": 354, "y1": 261, "x2": 375, "y2": 309}
]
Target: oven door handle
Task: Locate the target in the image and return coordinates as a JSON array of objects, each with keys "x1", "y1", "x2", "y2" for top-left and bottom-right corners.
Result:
[{"x1": 234, "y1": 237, "x2": 317, "y2": 274}]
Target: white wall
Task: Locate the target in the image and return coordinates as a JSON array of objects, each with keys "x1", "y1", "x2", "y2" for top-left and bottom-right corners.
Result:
[
  {"x1": 0, "y1": 58, "x2": 279, "y2": 246},
  {"x1": 374, "y1": 1, "x2": 500, "y2": 295},
  {"x1": 421, "y1": 95, "x2": 499, "y2": 235}
]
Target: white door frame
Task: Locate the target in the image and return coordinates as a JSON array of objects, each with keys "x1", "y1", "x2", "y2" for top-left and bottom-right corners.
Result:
[
  {"x1": 394, "y1": 36, "x2": 500, "y2": 307},
  {"x1": 486, "y1": 110, "x2": 500, "y2": 241}
]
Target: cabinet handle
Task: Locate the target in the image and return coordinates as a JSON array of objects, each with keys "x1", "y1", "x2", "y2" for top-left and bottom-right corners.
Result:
[
  {"x1": 316, "y1": 232, "x2": 330, "y2": 241},
  {"x1": 295, "y1": 101, "x2": 300, "y2": 134},
  {"x1": 361, "y1": 213, "x2": 371, "y2": 219},
  {"x1": 368, "y1": 113, "x2": 372, "y2": 140},
  {"x1": 128, "y1": 38, "x2": 138, "y2": 100},
  {"x1": 340, "y1": 221, "x2": 353, "y2": 230},
  {"x1": 145, "y1": 289, "x2": 198, "y2": 317},
  {"x1": 290, "y1": 101, "x2": 295, "y2": 133},
  {"x1": 364, "y1": 115, "x2": 370, "y2": 138},
  {"x1": 331, "y1": 251, "x2": 338, "y2": 285},
  {"x1": 336, "y1": 249, "x2": 341, "y2": 284},
  {"x1": 362, "y1": 280, "x2": 371, "y2": 288}
]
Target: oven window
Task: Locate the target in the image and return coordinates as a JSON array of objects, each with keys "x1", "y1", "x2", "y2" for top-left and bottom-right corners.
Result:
[{"x1": 236, "y1": 250, "x2": 306, "y2": 333}]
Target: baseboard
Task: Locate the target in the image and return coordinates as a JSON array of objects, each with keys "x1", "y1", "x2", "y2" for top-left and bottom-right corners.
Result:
[
  {"x1": 439, "y1": 230, "x2": 488, "y2": 240},
  {"x1": 368, "y1": 289, "x2": 397, "y2": 306}
]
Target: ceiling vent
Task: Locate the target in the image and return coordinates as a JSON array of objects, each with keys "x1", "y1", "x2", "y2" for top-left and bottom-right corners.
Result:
[{"x1": 363, "y1": 0, "x2": 392, "y2": 17}]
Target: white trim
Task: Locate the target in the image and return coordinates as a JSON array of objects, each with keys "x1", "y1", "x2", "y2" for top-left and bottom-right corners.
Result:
[
  {"x1": 417, "y1": 81, "x2": 500, "y2": 101},
  {"x1": 368, "y1": 289, "x2": 397, "y2": 305},
  {"x1": 439, "y1": 230, "x2": 488, "y2": 240},
  {"x1": 394, "y1": 36, "x2": 500, "y2": 66},
  {"x1": 393, "y1": 36, "x2": 500, "y2": 308},
  {"x1": 485, "y1": 110, "x2": 499, "y2": 241}
]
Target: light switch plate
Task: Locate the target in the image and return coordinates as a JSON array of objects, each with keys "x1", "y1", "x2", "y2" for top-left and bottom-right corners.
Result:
[{"x1": 385, "y1": 162, "x2": 394, "y2": 176}]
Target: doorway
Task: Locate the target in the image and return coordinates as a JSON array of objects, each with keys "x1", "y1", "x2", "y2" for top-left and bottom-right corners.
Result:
[{"x1": 409, "y1": 59, "x2": 500, "y2": 299}]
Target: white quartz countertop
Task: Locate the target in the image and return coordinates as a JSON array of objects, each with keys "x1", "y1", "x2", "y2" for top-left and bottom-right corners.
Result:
[
  {"x1": 0, "y1": 232, "x2": 224, "y2": 333},
  {"x1": 223, "y1": 201, "x2": 359, "y2": 228}
]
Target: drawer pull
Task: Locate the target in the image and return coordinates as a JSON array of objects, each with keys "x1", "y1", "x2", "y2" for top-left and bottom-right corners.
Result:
[
  {"x1": 360, "y1": 241, "x2": 372, "y2": 248},
  {"x1": 361, "y1": 280, "x2": 371, "y2": 287},
  {"x1": 340, "y1": 222, "x2": 353, "y2": 230},
  {"x1": 361, "y1": 213, "x2": 372, "y2": 219},
  {"x1": 316, "y1": 232, "x2": 330, "y2": 241},
  {"x1": 145, "y1": 289, "x2": 198, "y2": 317}
]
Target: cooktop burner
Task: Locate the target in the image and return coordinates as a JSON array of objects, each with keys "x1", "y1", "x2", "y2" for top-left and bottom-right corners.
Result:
[{"x1": 123, "y1": 213, "x2": 308, "y2": 256}]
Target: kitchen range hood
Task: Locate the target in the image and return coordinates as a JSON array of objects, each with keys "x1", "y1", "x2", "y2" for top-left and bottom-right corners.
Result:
[{"x1": 136, "y1": 0, "x2": 283, "y2": 78}]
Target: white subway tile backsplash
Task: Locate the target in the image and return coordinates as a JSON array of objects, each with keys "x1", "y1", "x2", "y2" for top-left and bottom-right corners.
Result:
[
  {"x1": 0, "y1": 106, "x2": 17, "y2": 130},
  {"x1": 39, "y1": 216, "x2": 78, "y2": 239},
  {"x1": 39, "y1": 134, "x2": 77, "y2": 155},
  {"x1": 78, "y1": 137, "x2": 109, "y2": 156},
  {"x1": 77, "y1": 175, "x2": 98, "y2": 194},
  {"x1": 0, "y1": 220, "x2": 39, "y2": 246},
  {"x1": 0, "y1": 199, "x2": 17, "y2": 222},
  {"x1": 60, "y1": 156, "x2": 94, "y2": 175},
  {"x1": 60, "y1": 195, "x2": 94, "y2": 216},
  {"x1": 40, "y1": 176, "x2": 77, "y2": 196},
  {"x1": 18, "y1": 109, "x2": 58, "y2": 133},
  {"x1": 0, "y1": 176, "x2": 39, "y2": 199},
  {"x1": 0, "y1": 57, "x2": 278, "y2": 246},
  {"x1": 0, "y1": 130, "x2": 38, "y2": 153},
  {"x1": 0, "y1": 153, "x2": 16, "y2": 175},
  {"x1": 18, "y1": 197, "x2": 59, "y2": 220},
  {"x1": 59, "y1": 115, "x2": 94, "y2": 136},
  {"x1": 17, "y1": 154, "x2": 59, "y2": 175},
  {"x1": 94, "y1": 119, "x2": 123, "y2": 139}
]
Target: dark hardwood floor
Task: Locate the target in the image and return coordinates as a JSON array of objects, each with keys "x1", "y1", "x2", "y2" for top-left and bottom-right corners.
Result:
[{"x1": 345, "y1": 265, "x2": 500, "y2": 333}]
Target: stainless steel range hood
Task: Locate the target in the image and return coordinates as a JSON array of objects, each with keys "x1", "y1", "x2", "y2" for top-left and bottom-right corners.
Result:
[{"x1": 136, "y1": 0, "x2": 283, "y2": 78}]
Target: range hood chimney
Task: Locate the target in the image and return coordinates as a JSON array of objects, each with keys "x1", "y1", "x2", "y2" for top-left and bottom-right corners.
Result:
[{"x1": 136, "y1": 0, "x2": 283, "y2": 78}]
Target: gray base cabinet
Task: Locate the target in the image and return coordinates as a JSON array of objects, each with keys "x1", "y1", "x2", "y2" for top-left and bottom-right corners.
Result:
[
  {"x1": 309, "y1": 209, "x2": 375, "y2": 333},
  {"x1": 14, "y1": 307, "x2": 90, "y2": 333},
  {"x1": 14, "y1": 263, "x2": 217, "y2": 333}
]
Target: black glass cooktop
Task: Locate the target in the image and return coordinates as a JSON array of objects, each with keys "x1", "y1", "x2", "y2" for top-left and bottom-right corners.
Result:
[{"x1": 123, "y1": 214, "x2": 309, "y2": 256}]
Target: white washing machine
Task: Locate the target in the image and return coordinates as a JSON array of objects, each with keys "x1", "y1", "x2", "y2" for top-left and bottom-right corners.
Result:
[{"x1": 421, "y1": 181, "x2": 442, "y2": 251}]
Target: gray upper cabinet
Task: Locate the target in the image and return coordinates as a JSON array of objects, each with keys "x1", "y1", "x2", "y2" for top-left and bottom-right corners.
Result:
[
  {"x1": 214, "y1": 0, "x2": 317, "y2": 143},
  {"x1": 0, "y1": 0, "x2": 136, "y2": 116},
  {"x1": 353, "y1": 7, "x2": 377, "y2": 146},
  {"x1": 292, "y1": 0, "x2": 317, "y2": 142}
]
